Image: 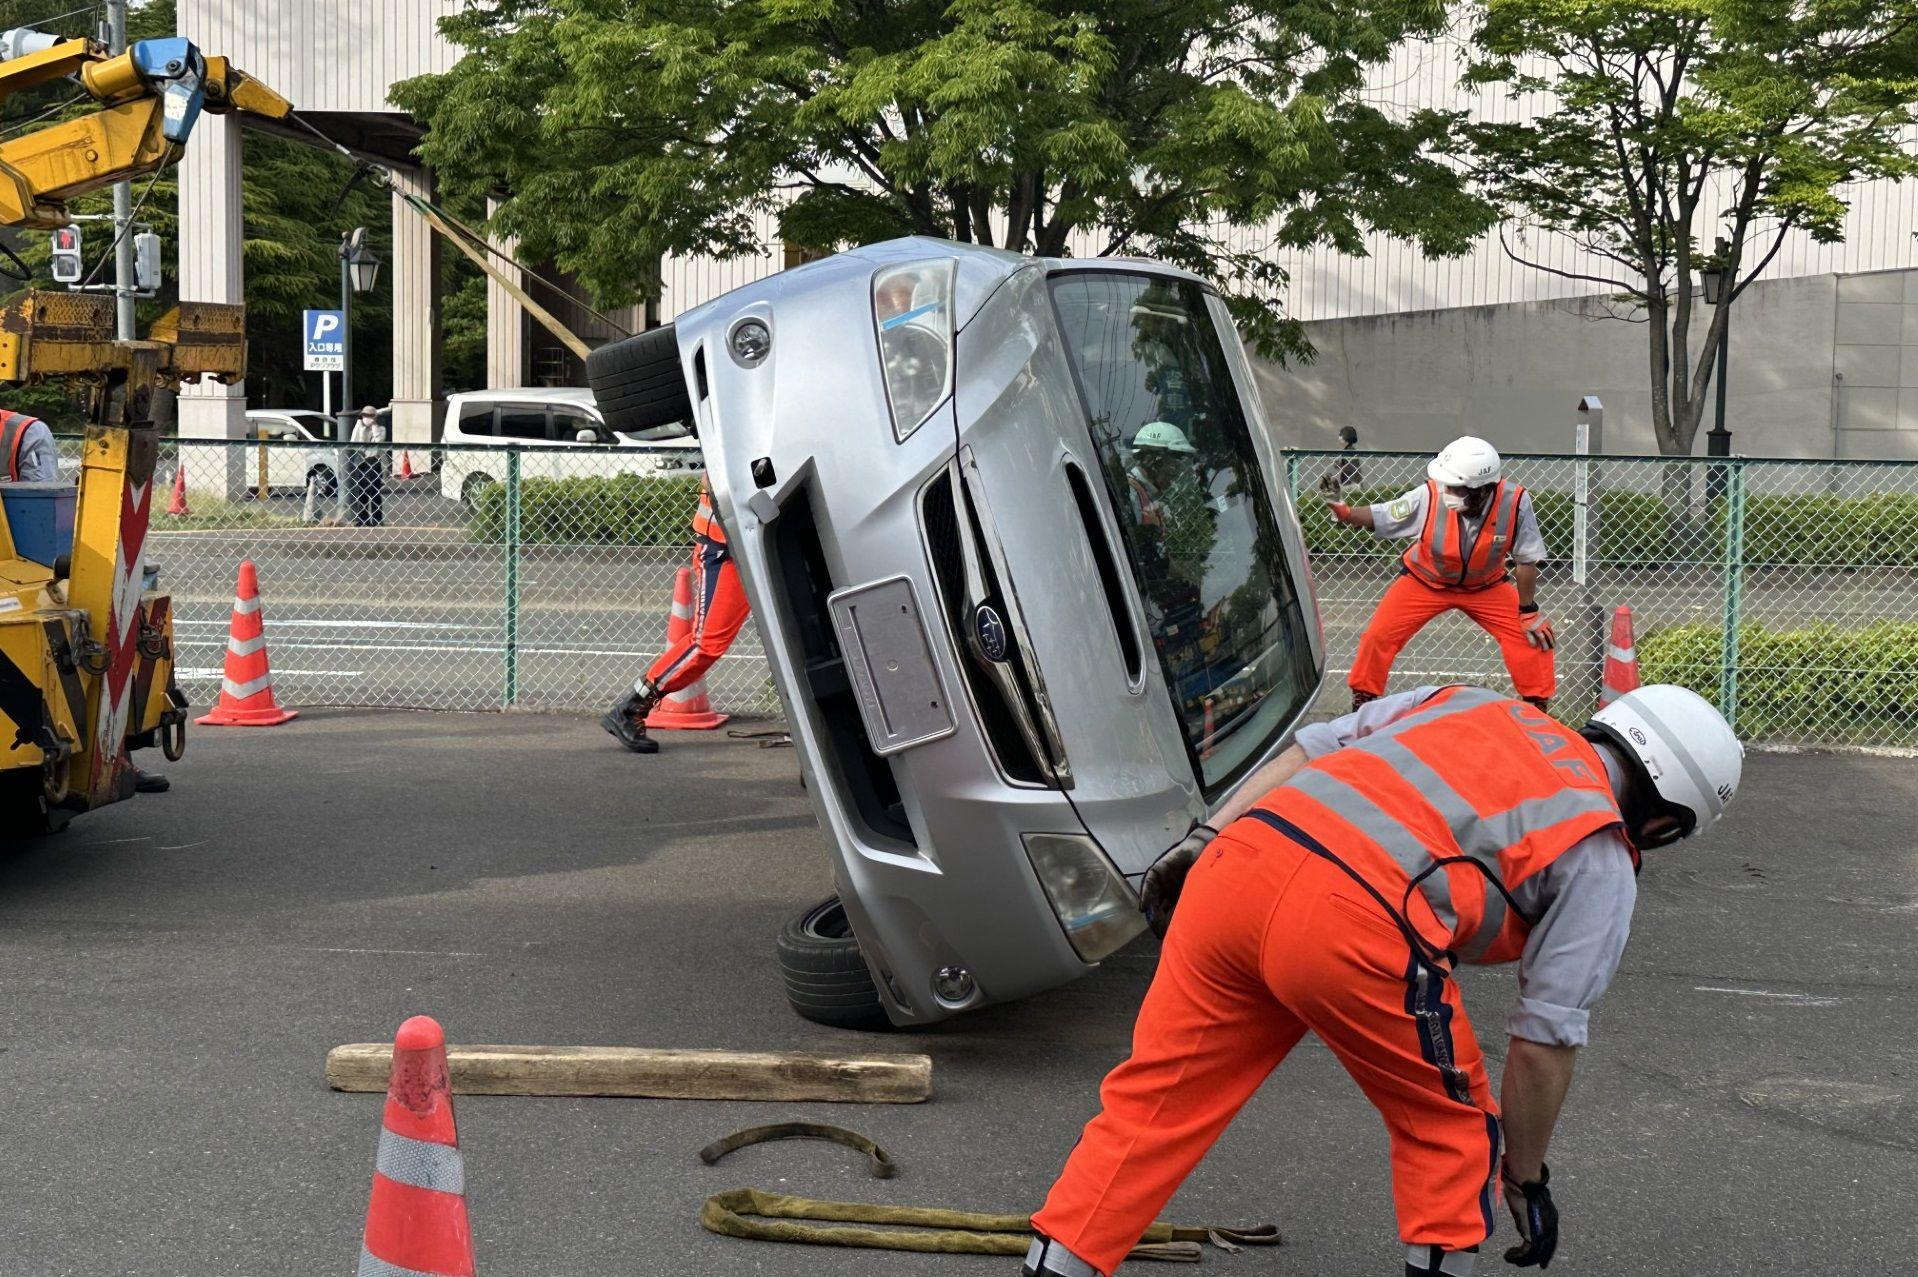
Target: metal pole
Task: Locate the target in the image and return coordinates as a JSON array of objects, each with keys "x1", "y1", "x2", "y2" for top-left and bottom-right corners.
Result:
[
  {"x1": 503, "y1": 448, "x2": 521, "y2": 707},
  {"x1": 1719, "y1": 458, "x2": 1746, "y2": 730},
  {"x1": 335, "y1": 252, "x2": 353, "y2": 523},
  {"x1": 105, "y1": 0, "x2": 135, "y2": 341},
  {"x1": 1575, "y1": 396, "x2": 1604, "y2": 708}
]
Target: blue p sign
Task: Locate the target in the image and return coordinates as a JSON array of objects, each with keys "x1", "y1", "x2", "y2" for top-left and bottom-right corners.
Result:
[{"x1": 303, "y1": 308, "x2": 345, "y2": 371}]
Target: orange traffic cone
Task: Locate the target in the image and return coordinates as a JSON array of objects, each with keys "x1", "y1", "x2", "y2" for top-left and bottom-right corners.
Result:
[
  {"x1": 195, "y1": 560, "x2": 297, "y2": 726},
  {"x1": 398, "y1": 450, "x2": 415, "y2": 481},
  {"x1": 645, "y1": 566, "x2": 729, "y2": 731},
  {"x1": 165, "y1": 465, "x2": 189, "y2": 517},
  {"x1": 357, "y1": 1016, "x2": 475, "y2": 1277},
  {"x1": 1598, "y1": 605, "x2": 1641, "y2": 708}
]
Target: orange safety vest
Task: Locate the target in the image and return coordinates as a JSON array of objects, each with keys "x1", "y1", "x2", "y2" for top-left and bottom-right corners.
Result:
[
  {"x1": 1248, "y1": 685, "x2": 1626, "y2": 965},
  {"x1": 0, "y1": 409, "x2": 38, "y2": 481},
  {"x1": 691, "y1": 474, "x2": 726, "y2": 545},
  {"x1": 1401, "y1": 479, "x2": 1523, "y2": 591}
]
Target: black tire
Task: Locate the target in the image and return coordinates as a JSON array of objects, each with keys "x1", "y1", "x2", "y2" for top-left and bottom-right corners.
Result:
[
  {"x1": 460, "y1": 472, "x2": 496, "y2": 508},
  {"x1": 776, "y1": 897, "x2": 890, "y2": 1029},
  {"x1": 587, "y1": 324, "x2": 694, "y2": 434}
]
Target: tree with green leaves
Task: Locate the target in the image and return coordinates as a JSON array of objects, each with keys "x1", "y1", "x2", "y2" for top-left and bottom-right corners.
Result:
[
  {"x1": 1464, "y1": 0, "x2": 1918, "y2": 457},
  {"x1": 394, "y1": 0, "x2": 1493, "y2": 358}
]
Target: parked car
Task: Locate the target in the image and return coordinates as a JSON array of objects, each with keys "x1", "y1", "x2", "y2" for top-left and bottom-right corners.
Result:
[
  {"x1": 586, "y1": 238, "x2": 1326, "y2": 1027},
  {"x1": 244, "y1": 408, "x2": 339, "y2": 493},
  {"x1": 438, "y1": 387, "x2": 701, "y2": 506}
]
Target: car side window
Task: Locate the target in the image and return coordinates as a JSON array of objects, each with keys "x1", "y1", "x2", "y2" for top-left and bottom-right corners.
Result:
[
  {"x1": 457, "y1": 403, "x2": 497, "y2": 438},
  {"x1": 551, "y1": 406, "x2": 602, "y2": 443},
  {"x1": 495, "y1": 408, "x2": 548, "y2": 441}
]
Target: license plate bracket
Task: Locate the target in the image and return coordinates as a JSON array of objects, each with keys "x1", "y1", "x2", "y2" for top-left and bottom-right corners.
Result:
[{"x1": 826, "y1": 576, "x2": 955, "y2": 756}]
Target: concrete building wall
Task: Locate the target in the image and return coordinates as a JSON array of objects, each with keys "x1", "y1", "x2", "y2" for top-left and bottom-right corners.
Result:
[
  {"x1": 177, "y1": 0, "x2": 461, "y2": 113},
  {"x1": 1253, "y1": 269, "x2": 1918, "y2": 461}
]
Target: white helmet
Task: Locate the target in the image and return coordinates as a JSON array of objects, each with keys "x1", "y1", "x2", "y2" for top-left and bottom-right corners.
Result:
[
  {"x1": 1587, "y1": 685, "x2": 1743, "y2": 844},
  {"x1": 1133, "y1": 421, "x2": 1197, "y2": 454},
  {"x1": 1428, "y1": 436, "x2": 1502, "y2": 488}
]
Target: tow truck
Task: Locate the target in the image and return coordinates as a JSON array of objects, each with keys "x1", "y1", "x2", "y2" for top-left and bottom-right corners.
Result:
[{"x1": 0, "y1": 27, "x2": 291, "y2": 833}]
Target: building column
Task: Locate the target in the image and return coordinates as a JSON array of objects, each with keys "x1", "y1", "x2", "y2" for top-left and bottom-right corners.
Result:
[
  {"x1": 389, "y1": 165, "x2": 442, "y2": 468},
  {"x1": 485, "y1": 196, "x2": 526, "y2": 389},
  {"x1": 175, "y1": 111, "x2": 246, "y2": 497}
]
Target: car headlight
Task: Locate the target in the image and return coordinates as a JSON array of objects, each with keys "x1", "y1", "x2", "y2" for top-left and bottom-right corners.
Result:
[
  {"x1": 871, "y1": 259, "x2": 955, "y2": 442},
  {"x1": 1022, "y1": 833, "x2": 1146, "y2": 963}
]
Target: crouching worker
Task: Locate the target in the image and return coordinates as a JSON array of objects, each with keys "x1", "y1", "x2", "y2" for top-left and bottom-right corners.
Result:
[
  {"x1": 602, "y1": 474, "x2": 749, "y2": 754},
  {"x1": 1025, "y1": 683, "x2": 1742, "y2": 1277},
  {"x1": 1324, "y1": 436, "x2": 1554, "y2": 714}
]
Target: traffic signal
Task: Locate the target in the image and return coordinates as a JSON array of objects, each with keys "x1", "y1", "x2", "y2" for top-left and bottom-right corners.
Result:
[{"x1": 49, "y1": 225, "x2": 81, "y2": 284}]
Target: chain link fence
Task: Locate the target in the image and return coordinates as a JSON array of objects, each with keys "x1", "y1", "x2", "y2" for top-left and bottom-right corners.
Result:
[
  {"x1": 1285, "y1": 448, "x2": 1918, "y2": 749},
  {"x1": 63, "y1": 435, "x2": 773, "y2": 719},
  {"x1": 63, "y1": 435, "x2": 1917, "y2": 748}
]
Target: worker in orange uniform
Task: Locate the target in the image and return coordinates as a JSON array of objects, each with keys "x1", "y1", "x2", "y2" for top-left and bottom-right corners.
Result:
[
  {"x1": 1023, "y1": 683, "x2": 1743, "y2": 1277},
  {"x1": 1325, "y1": 437, "x2": 1555, "y2": 714},
  {"x1": 601, "y1": 473, "x2": 749, "y2": 754}
]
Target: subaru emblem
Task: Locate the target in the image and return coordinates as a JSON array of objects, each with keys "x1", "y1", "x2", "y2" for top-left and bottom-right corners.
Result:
[{"x1": 973, "y1": 605, "x2": 1008, "y2": 662}]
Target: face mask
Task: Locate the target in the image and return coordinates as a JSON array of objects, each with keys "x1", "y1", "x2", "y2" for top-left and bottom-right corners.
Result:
[{"x1": 1440, "y1": 490, "x2": 1467, "y2": 512}]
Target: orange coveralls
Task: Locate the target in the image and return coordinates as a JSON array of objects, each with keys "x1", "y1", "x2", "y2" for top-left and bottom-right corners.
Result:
[
  {"x1": 644, "y1": 477, "x2": 750, "y2": 694},
  {"x1": 1031, "y1": 688, "x2": 1625, "y2": 1275},
  {"x1": 1349, "y1": 480, "x2": 1554, "y2": 703}
]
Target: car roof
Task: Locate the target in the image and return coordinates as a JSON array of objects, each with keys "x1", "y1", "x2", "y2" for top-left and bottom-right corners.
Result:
[{"x1": 450, "y1": 387, "x2": 597, "y2": 406}]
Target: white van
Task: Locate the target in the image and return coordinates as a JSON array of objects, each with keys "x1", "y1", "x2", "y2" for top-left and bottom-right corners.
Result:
[{"x1": 439, "y1": 387, "x2": 700, "y2": 505}]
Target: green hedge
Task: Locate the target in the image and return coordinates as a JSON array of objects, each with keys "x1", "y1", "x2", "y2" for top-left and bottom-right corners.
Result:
[
  {"x1": 1298, "y1": 482, "x2": 1918, "y2": 569},
  {"x1": 467, "y1": 473, "x2": 703, "y2": 546},
  {"x1": 1639, "y1": 621, "x2": 1918, "y2": 745}
]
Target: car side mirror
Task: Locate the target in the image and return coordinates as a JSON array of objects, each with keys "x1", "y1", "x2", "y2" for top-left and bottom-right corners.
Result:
[{"x1": 574, "y1": 428, "x2": 597, "y2": 443}]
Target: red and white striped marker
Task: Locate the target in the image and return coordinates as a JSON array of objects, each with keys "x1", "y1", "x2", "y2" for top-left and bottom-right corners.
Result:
[
  {"x1": 1598, "y1": 605, "x2": 1641, "y2": 708},
  {"x1": 358, "y1": 1016, "x2": 474, "y2": 1277},
  {"x1": 646, "y1": 565, "x2": 729, "y2": 731},
  {"x1": 195, "y1": 559, "x2": 297, "y2": 726}
]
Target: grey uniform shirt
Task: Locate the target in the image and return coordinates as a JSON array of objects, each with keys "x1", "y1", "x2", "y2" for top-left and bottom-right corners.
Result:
[
  {"x1": 1293, "y1": 686, "x2": 1636, "y2": 1047},
  {"x1": 1368, "y1": 485, "x2": 1549, "y2": 565},
  {"x1": 10, "y1": 418, "x2": 58, "y2": 482}
]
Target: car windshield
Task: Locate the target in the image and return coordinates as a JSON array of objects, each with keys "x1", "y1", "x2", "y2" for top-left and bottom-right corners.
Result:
[{"x1": 1049, "y1": 271, "x2": 1317, "y2": 796}]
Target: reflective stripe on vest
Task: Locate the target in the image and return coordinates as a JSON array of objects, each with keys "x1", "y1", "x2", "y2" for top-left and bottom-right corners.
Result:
[
  {"x1": 1261, "y1": 686, "x2": 1622, "y2": 961},
  {"x1": 691, "y1": 476, "x2": 726, "y2": 544},
  {"x1": 1402, "y1": 480, "x2": 1523, "y2": 591},
  {"x1": 0, "y1": 410, "x2": 30, "y2": 482}
]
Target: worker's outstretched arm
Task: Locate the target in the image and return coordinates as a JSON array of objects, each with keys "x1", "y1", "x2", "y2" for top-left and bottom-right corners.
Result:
[{"x1": 1500, "y1": 1037, "x2": 1575, "y2": 1180}]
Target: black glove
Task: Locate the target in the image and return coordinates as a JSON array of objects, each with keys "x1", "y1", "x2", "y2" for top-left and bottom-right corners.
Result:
[
  {"x1": 1502, "y1": 1162, "x2": 1557, "y2": 1268},
  {"x1": 1139, "y1": 824, "x2": 1218, "y2": 940}
]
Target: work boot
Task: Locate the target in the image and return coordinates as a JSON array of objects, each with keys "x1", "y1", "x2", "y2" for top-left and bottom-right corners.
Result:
[
  {"x1": 1523, "y1": 696, "x2": 1551, "y2": 716},
  {"x1": 1405, "y1": 1244, "x2": 1477, "y2": 1275},
  {"x1": 131, "y1": 765, "x2": 169, "y2": 794},
  {"x1": 600, "y1": 684, "x2": 660, "y2": 755},
  {"x1": 1351, "y1": 689, "x2": 1379, "y2": 712}
]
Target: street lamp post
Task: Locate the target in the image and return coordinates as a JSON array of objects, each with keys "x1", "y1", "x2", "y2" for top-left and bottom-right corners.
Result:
[
  {"x1": 335, "y1": 227, "x2": 382, "y2": 522},
  {"x1": 1700, "y1": 237, "x2": 1733, "y2": 499}
]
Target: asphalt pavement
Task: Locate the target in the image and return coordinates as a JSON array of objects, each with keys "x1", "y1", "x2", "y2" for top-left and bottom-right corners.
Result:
[{"x1": 1, "y1": 712, "x2": 1911, "y2": 1276}]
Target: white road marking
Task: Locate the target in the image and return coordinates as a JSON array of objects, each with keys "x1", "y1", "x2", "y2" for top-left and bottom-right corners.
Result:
[
  {"x1": 309, "y1": 947, "x2": 485, "y2": 957},
  {"x1": 157, "y1": 842, "x2": 207, "y2": 851},
  {"x1": 176, "y1": 618, "x2": 498, "y2": 632},
  {"x1": 1694, "y1": 986, "x2": 1841, "y2": 1007},
  {"x1": 177, "y1": 666, "x2": 366, "y2": 679}
]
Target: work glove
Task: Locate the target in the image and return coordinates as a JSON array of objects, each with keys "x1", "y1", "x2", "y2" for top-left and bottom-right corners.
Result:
[
  {"x1": 1520, "y1": 606, "x2": 1556, "y2": 650},
  {"x1": 1316, "y1": 473, "x2": 1352, "y2": 523},
  {"x1": 1140, "y1": 824, "x2": 1218, "y2": 940},
  {"x1": 1502, "y1": 1162, "x2": 1558, "y2": 1268}
]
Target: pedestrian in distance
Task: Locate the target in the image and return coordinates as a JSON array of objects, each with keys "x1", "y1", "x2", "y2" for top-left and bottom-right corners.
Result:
[
  {"x1": 0, "y1": 406, "x2": 59, "y2": 482},
  {"x1": 602, "y1": 473, "x2": 750, "y2": 754},
  {"x1": 1323, "y1": 436, "x2": 1555, "y2": 715},
  {"x1": 1337, "y1": 423, "x2": 1363, "y2": 488},
  {"x1": 348, "y1": 404, "x2": 385, "y2": 527},
  {"x1": 1024, "y1": 683, "x2": 1742, "y2": 1277}
]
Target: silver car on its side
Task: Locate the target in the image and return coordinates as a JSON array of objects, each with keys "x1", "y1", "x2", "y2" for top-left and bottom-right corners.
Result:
[{"x1": 598, "y1": 237, "x2": 1325, "y2": 1026}]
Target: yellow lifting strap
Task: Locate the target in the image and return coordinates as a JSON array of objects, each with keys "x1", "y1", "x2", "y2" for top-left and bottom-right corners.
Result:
[{"x1": 694, "y1": 1124, "x2": 1282, "y2": 1264}]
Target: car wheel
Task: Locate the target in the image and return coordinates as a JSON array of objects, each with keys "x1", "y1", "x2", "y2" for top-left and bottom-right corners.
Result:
[
  {"x1": 586, "y1": 324, "x2": 693, "y2": 434},
  {"x1": 460, "y1": 472, "x2": 497, "y2": 508},
  {"x1": 776, "y1": 896, "x2": 890, "y2": 1029}
]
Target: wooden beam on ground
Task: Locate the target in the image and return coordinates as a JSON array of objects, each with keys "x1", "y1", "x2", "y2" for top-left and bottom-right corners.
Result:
[{"x1": 325, "y1": 1043, "x2": 933, "y2": 1104}]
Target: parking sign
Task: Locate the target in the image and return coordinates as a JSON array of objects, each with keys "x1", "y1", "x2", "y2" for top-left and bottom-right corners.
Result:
[{"x1": 303, "y1": 309, "x2": 344, "y2": 371}]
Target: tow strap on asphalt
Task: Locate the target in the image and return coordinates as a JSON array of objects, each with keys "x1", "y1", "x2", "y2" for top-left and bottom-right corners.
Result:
[{"x1": 697, "y1": 1124, "x2": 1282, "y2": 1263}]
